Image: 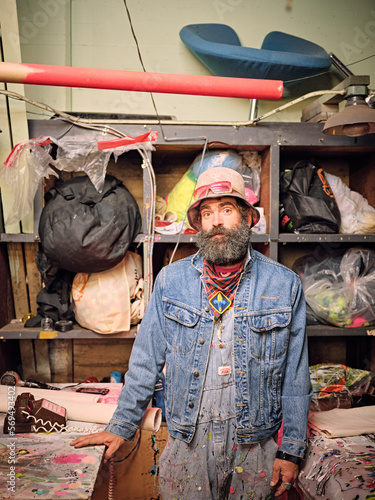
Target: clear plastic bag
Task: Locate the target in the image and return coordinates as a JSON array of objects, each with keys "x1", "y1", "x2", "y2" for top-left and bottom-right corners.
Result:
[
  {"x1": 0, "y1": 137, "x2": 57, "y2": 226},
  {"x1": 309, "y1": 363, "x2": 372, "y2": 411},
  {"x1": 0, "y1": 132, "x2": 157, "y2": 226},
  {"x1": 293, "y1": 247, "x2": 375, "y2": 327},
  {"x1": 240, "y1": 151, "x2": 262, "y2": 205},
  {"x1": 165, "y1": 149, "x2": 262, "y2": 224},
  {"x1": 54, "y1": 131, "x2": 156, "y2": 193}
]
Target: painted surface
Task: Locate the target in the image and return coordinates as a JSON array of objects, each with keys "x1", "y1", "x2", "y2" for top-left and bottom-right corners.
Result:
[
  {"x1": 0, "y1": 424, "x2": 104, "y2": 499},
  {"x1": 298, "y1": 431, "x2": 375, "y2": 499}
]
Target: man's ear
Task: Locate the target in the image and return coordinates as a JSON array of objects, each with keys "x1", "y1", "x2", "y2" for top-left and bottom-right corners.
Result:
[{"x1": 247, "y1": 211, "x2": 253, "y2": 228}]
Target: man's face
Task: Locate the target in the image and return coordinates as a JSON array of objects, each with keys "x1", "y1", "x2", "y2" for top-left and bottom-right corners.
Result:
[
  {"x1": 196, "y1": 197, "x2": 252, "y2": 266},
  {"x1": 199, "y1": 196, "x2": 244, "y2": 233}
]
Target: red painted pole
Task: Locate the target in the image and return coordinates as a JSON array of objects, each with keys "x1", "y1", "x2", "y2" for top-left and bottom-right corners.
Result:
[{"x1": 0, "y1": 62, "x2": 283, "y2": 100}]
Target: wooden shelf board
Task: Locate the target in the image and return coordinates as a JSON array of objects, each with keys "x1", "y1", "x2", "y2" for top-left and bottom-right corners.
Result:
[{"x1": 0, "y1": 322, "x2": 137, "y2": 339}]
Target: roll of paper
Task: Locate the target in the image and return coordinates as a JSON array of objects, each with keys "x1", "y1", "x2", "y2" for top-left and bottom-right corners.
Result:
[
  {"x1": 0, "y1": 385, "x2": 100, "y2": 406},
  {"x1": 0, "y1": 385, "x2": 162, "y2": 432},
  {"x1": 65, "y1": 401, "x2": 162, "y2": 432}
]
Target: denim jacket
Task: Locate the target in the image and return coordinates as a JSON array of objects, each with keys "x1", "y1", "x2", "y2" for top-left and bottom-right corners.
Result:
[{"x1": 106, "y1": 246, "x2": 312, "y2": 458}]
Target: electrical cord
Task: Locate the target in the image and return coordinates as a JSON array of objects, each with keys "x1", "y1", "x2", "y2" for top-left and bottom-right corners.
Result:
[
  {"x1": 136, "y1": 146, "x2": 157, "y2": 301},
  {"x1": 122, "y1": 0, "x2": 166, "y2": 139},
  {"x1": 0, "y1": 87, "x2": 355, "y2": 128},
  {"x1": 108, "y1": 456, "x2": 115, "y2": 500},
  {"x1": 166, "y1": 136, "x2": 208, "y2": 265},
  {"x1": 106, "y1": 430, "x2": 142, "y2": 500},
  {"x1": 0, "y1": 89, "x2": 126, "y2": 138}
]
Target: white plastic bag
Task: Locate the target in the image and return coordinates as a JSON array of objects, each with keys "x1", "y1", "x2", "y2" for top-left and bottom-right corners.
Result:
[
  {"x1": 325, "y1": 172, "x2": 375, "y2": 234},
  {"x1": 72, "y1": 251, "x2": 144, "y2": 334}
]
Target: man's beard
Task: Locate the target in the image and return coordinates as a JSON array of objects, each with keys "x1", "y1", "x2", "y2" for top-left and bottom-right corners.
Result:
[{"x1": 196, "y1": 219, "x2": 252, "y2": 266}]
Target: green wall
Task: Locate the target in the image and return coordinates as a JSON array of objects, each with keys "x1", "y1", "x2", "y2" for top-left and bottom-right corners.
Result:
[{"x1": 16, "y1": 0, "x2": 375, "y2": 123}]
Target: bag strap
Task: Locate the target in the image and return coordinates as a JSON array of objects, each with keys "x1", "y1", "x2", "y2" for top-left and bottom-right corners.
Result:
[
  {"x1": 45, "y1": 182, "x2": 75, "y2": 203},
  {"x1": 281, "y1": 160, "x2": 309, "y2": 191},
  {"x1": 45, "y1": 176, "x2": 120, "y2": 205}
]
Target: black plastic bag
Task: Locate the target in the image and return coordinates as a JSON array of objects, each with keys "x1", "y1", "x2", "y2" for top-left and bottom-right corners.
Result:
[
  {"x1": 25, "y1": 250, "x2": 75, "y2": 328},
  {"x1": 39, "y1": 174, "x2": 142, "y2": 273},
  {"x1": 280, "y1": 159, "x2": 340, "y2": 233}
]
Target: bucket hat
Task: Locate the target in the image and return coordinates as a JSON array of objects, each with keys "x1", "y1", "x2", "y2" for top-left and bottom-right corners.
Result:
[{"x1": 187, "y1": 166, "x2": 260, "y2": 230}]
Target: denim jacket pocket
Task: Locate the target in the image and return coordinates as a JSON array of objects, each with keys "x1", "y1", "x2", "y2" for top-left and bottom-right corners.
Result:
[
  {"x1": 163, "y1": 300, "x2": 200, "y2": 353},
  {"x1": 249, "y1": 311, "x2": 291, "y2": 359}
]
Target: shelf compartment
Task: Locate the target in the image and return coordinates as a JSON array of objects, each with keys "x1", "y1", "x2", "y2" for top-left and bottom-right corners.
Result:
[{"x1": 307, "y1": 325, "x2": 375, "y2": 337}]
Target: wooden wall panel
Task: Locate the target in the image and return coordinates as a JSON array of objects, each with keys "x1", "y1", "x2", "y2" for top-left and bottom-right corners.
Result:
[
  {"x1": 7, "y1": 242, "x2": 29, "y2": 319},
  {"x1": 24, "y1": 243, "x2": 41, "y2": 316},
  {"x1": 0, "y1": 243, "x2": 14, "y2": 327},
  {"x1": 73, "y1": 339, "x2": 134, "y2": 382},
  {"x1": 48, "y1": 339, "x2": 73, "y2": 383}
]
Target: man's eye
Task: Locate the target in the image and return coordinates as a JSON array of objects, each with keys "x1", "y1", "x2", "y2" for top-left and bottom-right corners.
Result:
[
  {"x1": 202, "y1": 212, "x2": 212, "y2": 218},
  {"x1": 223, "y1": 208, "x2": 232, "y2": 215}
]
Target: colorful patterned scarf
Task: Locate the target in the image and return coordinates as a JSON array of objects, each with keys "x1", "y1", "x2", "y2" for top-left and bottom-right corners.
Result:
[{"x1": 203, "y1": 260, "x2": 243, "y2": 321}]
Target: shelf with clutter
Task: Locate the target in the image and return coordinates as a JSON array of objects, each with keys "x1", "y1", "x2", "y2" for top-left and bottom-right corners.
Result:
[{"x1": 0, "y1": 119, "x2": 374, "y2": 382}]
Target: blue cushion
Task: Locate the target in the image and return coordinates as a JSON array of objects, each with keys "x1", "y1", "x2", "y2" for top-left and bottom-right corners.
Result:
[{"x1": 179, "y1": 24, "x2": 331, "y2": 85}]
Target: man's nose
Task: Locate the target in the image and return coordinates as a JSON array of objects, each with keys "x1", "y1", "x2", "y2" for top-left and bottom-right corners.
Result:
[{"x1": 212, "y1": 211, "x2": 223, "y2": 226}]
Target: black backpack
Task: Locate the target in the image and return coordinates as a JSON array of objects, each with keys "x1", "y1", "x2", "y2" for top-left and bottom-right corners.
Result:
[{"x1": 38, "y1": 174, "x2": 142, "y2": 273}]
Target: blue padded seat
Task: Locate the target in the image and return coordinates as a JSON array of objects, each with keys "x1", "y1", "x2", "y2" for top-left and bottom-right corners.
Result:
[{"x1": 179, "y1": 24, "x2": 331, "y2": 85}]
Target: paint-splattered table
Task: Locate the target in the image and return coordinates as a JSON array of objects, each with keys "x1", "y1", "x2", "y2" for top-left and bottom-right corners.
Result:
[
  {"x1": 297, "y1": 432, "x2": 375, "y2": 499},
  {"x1": 0, "y1": 417, "x2": 104, "y2": 499}
]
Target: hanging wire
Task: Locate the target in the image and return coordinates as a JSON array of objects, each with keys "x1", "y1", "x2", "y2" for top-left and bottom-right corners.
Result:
[
  {"x1": 165, "y1": 136, "x2": 208, "y2": 265},
  {"x1": 0, "y1": 89, "x2": 127, "y2": 137},
  {"x1": 136, "y1": 145, "x2": 157, "y2": 301},
  {"x1": 122, "y1": 0, "x2": 167, "y2": 139},
  {"x1": 284, "y1": 53, "x2": 375, "y2": 85},
  {"x1": 0, "y1": 87, "x2": 358, "y2": 128}
]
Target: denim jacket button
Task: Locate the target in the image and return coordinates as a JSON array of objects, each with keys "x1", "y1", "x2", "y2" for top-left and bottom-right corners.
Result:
[
  {"x1": 182, "y1": 432, "x2": 187, "y2": 438},
  {"x1": 188, "y1": 402, "x2": 194, "y2": 408},
  {"x1": 199, "y1": 339, "x2": 205, "y2": 344},
  {"x1": 194, "y1": 371, "x2": 199, "y2": 378},
  {"x1": 205, "y1": 306, "x2": 210, "y2": 312}
]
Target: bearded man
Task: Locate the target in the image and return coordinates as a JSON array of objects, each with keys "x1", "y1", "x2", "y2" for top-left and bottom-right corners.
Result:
[{"x1": 71, "y1": 166, "x2": 312, "y2": 499}]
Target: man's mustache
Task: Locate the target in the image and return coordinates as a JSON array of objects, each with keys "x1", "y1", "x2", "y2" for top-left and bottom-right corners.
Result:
[{"x1": 205, "y1": 227, "x2": 231, "y2": 237}]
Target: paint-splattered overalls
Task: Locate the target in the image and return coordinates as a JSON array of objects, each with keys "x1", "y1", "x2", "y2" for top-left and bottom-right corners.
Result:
[{"x1": 159, "y1": 309, "x2": 277, "y2": 499}]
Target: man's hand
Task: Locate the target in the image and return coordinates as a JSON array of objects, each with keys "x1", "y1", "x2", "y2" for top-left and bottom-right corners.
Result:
[
  {"x1": 270, "y1": 458, "x2": 299, "y2": 497},
  {"x1": 70, "y1": 431, "x2": 125, "y2": 462}
]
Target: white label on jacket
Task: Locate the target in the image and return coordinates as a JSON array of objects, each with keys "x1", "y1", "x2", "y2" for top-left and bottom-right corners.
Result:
[{"x1": 218, "y1": 366, "x2": 231, "y2": 376}]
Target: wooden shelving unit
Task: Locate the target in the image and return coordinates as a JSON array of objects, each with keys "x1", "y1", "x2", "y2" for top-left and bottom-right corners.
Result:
[{"x1": 1, "y1": 119, "x2": 374, "y2": 378}]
